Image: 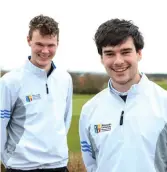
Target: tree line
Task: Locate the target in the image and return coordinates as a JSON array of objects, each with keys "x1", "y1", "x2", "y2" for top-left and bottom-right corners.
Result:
[{"x1": 1, "y1": 70, "x2": 167, "y2": 94}]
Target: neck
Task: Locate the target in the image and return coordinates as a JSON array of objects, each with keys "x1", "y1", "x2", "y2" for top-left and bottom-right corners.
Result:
[
  {"x1": 112, "y1": 73, "x2": 141, "y2": 93},
  {"x1": 44, "y1": 64, "x2": 52, "y2": 73},
  {"x1": 30, "y1": 59, "x2": 51, "y2": 73}
]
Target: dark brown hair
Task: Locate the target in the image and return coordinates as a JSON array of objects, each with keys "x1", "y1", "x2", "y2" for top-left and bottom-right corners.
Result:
[{"x1": 28, "y1": 14, "x2": 59, "y2": 40}]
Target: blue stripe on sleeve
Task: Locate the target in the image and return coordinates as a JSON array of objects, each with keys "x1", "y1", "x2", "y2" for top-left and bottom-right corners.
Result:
[
  {"x1": 81, "y1": 144, "x2": 91, "y2": 149},
  {"x1": 0, "y1": 110, "x2": 11, "y2": 113},
  {"x1": 0, "y1": 110, "x2": 11, "y2": 118},
  {"x1": 82, "y1": 148, "x2": 92, "y2": 153},
  {"x1": 81, "y1": 141, "x2": 92, "y2": 153}
]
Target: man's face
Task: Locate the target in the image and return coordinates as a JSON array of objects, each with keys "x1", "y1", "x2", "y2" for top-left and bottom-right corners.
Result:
[
  {"x1": 27, "y1": 30, "x2": 58, "y2": 70},
  {"x1": 101, "y1": 37, "x2": 142, "y2": 89}
]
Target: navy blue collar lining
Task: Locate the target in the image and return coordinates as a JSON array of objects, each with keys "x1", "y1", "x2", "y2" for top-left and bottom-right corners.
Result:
[{"x1": 28, "y1": 56, "x2": 56, "y2": 69}]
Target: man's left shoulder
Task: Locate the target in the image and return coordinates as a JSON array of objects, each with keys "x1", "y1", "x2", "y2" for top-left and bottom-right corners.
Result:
[
  {"x1": 53, "y1": 68, "x2": 72, "y2": 81},
  {"x1": 150, "y1": 80, "x2": 167, "y2": 98}
]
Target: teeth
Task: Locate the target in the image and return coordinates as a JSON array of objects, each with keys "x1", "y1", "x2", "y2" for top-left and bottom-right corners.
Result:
[
  {"x1": 38, "y1": 54, "x2": 49, "y2": 58},
  {"x1": 116, "y1": 69, "x2": 125, "y2": 72},
  {"x1": 114, "y1": 67, "x2": 128, "y2": 72}
]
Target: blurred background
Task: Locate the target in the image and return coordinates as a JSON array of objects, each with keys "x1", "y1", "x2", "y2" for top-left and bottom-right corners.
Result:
[{"x1": 1, "y1": 0, "x2": 167, "y2": 171}]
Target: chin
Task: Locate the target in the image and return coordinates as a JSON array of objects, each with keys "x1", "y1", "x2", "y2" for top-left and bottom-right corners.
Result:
[
  {"x1": 36, "y1": 61, "x2": 49, "y2": 68},
  {"x1": 39, "y1": 60, "x2": 50, "y2": 65},
  {"x1": 114, "y1": 77, "x2": 131, "y2": 85}
]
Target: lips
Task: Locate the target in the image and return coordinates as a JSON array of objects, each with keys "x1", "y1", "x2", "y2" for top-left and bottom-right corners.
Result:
[
  {"x1": 38, "y1": 54, "x2": 49, "y2": 58},
  {"x1": 112, "y1": 67, "x2": 129, "y2": 72},
  {"x1": 37, "y1": 54, "x2": 50, "y2": 60}
]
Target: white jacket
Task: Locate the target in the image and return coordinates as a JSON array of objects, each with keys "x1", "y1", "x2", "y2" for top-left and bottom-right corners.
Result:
[
  {"x1": 79, "y1": 74, "x2": 167, "y2": 172},
  {"x1": 0, "y1": 59, "x2": 73, "y2": 170}
]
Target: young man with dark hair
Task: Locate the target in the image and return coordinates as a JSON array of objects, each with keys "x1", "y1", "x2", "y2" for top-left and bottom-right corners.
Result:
[
  {"x1": 0, "y1": 14, "x2": 72, "y2": 172},
  {"x1": 79, "y1": 18, "x2": 167, "y2": 172}
]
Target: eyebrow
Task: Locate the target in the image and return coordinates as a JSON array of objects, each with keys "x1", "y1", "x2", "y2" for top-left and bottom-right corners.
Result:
[
  {"x1": 120, "y1": 48, "x2": 133, "y2": 52},
  {"x1": 103, "y1": 50, "x2": 114, "y2": 54},
  {"x1": 35, "y1": 42, "x2": 56, "y2": 46},
  {"x1": 103, "y1": 48, "x2": 133, "y2": 54}
]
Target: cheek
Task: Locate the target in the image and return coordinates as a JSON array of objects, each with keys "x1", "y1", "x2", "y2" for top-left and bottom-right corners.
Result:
[
  {"x1": 50, "y1": 48, "x2": 57, "y2": 54},
  {"x1": 131, "y1": 60, "x2": 138, "y2": 67},
  {"x1": 32, "y1": 46, "x2": 41, "y2": 53},
  {"x1": 126, "y1": 58, "x2": 138, "y2": 66},
  {"x1": 102, "y1": 58, "x2": 113, "y2": 67},
  {"x1": 128, "y1": 61, "x2": 138, "y2": 73}
]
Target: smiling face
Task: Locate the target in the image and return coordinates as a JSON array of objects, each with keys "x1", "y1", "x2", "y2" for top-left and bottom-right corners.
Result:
[
  {"x1": 101, "y1": 37, "x2": 142, "y2": 92},
  {"x1": 27, "y1": 30, "x2": 58, "y2": 72}
]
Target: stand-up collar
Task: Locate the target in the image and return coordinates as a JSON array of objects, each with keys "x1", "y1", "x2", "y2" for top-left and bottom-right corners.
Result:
[
  {"x1": 108, "y1": 73, "x2": 149, "y2": 96},
  {"x1": 24, "y1": 56, "x2": 56, "y2": 78}
]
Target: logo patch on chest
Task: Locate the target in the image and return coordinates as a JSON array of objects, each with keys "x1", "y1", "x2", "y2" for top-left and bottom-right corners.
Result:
[
  {"x1": 94, "y1": 123, "x2": 111, "y2": 133},
  {"x1": 26, "y1": 94, "x2": 41, "y2": 102}
]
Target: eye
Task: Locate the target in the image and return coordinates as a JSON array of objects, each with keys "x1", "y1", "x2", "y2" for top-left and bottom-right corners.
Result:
[
  {"x1": 48, "y1": 44, "x2": 55, "y2": 48},
  {"x1": 105, "y1": 53, "x2": 115, "y2": 57},
  {"x1": 122, "y1": 51, "x2": 130, "y2": 55},
  {"x1": 36, "y1": 43, "x2": 43, "y2": 47}
]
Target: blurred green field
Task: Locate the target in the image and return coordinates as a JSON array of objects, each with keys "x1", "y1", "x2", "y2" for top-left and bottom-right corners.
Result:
[
  {"x1": 67, "y1": 94, "x2": 94, "y2": 152},
  {"x1": 156, "y1": 80, "x2": 167, "y2": 90}
]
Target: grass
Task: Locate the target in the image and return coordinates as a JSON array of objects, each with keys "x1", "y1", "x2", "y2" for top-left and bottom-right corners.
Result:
[
  {"x1": 72, "y1": 94, "x2": 94, "y2": 116},
  {"x1": 68, "y1": 152, "x2": 86, "y2": 172},
  {"x1": 156, "y1": 80, "x2": 167, "y2": 90},
  {"x1": 68, "y1": 115, "x2": 80, "y2": 152},
  {"x1": 68, "y1": 94, "x2": 94, "y2": 152}
]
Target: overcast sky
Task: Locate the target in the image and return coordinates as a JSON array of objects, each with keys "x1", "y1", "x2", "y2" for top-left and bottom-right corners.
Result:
[{"x1": 0, "y1": 0, "x2": 167, "y2": 73}]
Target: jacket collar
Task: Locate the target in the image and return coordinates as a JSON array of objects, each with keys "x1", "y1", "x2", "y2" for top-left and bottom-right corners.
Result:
[
  {"x1": 108, "y1": 73, "x2": 149, "y2": 96},
  {"x1": 24, "y1": 56, "x2": 56, "y2": 78}
]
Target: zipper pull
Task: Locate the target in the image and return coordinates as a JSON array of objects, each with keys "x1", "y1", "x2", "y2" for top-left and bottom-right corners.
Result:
[
  {"x1": 120, "y1": 111, "x2": 124, "y2": 125},
  {"x1": 46, "y1": 84, "x2": 49, "y2": 94}
]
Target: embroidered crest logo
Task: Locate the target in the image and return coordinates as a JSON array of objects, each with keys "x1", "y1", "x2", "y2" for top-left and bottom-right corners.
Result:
[
  {"x1": 94, "y1": 123, "x2": 111, "y2": 133},
  {"x1": 26, "y1": 94, "x2": 41, "y2": 102}
]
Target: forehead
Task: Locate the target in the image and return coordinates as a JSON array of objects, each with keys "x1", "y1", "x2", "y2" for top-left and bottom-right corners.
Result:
[
  {"x1": 102, "y1": 37, "x2": 135, "y2": 52},
  {"x1": 31, "y1": 30, "x2": 58, "y2": 42}
]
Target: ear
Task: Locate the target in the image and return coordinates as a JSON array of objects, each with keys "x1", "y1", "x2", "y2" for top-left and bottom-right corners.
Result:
[
  {"x1": 27, "y1": 36, "x2": 31, "y2": 46},
  {"x1": 137, "y1": 50, "x2": 142, "y2": 61},
  {"x1": 57, "y1": 40, "x2": 59, "y2": 47},
  {"x1": 101, "y1": 56, "x2": 104, "y2": 64}
]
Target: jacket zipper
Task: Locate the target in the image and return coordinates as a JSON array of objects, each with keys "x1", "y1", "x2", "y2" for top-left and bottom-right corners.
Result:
[
  {"x1": 46, "y1": 83, "x2": 49, "y2": 94},
  {"x1": 119, "y1": 95, "x2": 127, "y2": 126},
  {"x1": 120, "y1": 110, "x2": 124, "y2": 125}
]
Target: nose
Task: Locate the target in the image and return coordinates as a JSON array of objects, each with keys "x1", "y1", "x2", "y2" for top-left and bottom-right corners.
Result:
[
  {"x1": 41, "y1": 46, "x2": 49, "y2": 53},
  {"x1": 114, "y1": 54, "x2": 124, "y2": 66}
]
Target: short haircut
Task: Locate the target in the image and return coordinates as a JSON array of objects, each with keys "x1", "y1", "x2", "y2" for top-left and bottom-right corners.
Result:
[
  {"x1": 94, "y1": 18, "x2": 144, "y2": 55},
  {"x1": 28, "y1": 14, "x2": 59, "y2": 40}
]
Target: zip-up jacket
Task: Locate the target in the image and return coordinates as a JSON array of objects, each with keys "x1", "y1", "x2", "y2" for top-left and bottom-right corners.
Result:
[
  {"x1": 0, "y1": 59, "x2": 73, "y2": 170},
  {"x1": 79, "y1": 74, "x2": 167, "y2": 172}
]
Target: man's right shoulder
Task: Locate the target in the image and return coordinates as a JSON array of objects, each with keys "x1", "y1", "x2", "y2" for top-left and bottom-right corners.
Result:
[
  {"x1": 0, "y1": 67, "x2": 23, "y2": 87},
  {"x1": 81, "y1": 88, "x2": 109, "y2": 114}
]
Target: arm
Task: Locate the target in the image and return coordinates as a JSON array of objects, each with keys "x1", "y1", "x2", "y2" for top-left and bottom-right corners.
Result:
[
  {"x1": 64, "y1": 75, "x2": 73, "y2": 134},
  {"x1": 0, "y1": 78, "x2": 12, "y2": 162},
  {"x1": 79, "y1": 111, "x2": 97, "y2": 172}
]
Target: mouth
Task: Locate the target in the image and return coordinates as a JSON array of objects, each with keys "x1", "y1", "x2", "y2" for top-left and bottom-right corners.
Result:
[
  {"x1": 38, "y1": 54, "x2": 50, "y2": 60},
  {"x1": 112, "y1": 67, "x2": 129, "y2": 72}
]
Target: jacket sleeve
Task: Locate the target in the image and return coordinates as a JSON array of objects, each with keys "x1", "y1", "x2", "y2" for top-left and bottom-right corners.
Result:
[
  {"x1": 0, "y1": 78, "x2": 12, "y2": 161},
  {"x1": 79, "y1": 110, "x2": 97, "y2": 172},
  {"x1": 64, "y1": 76, "x2": 73, "y2": 134}
]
